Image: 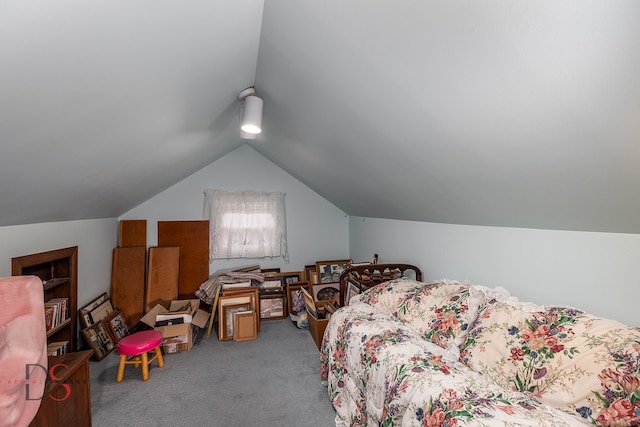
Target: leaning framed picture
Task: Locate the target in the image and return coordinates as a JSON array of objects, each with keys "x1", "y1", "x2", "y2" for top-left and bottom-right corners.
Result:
[
  {"x1": 221, "y1": 287, "x2": 260, "y2": 332},
  {"x1": 82, "y1": 321, "x2": 116, "y2": 361},
  {"x1": 312, "y1": 283, "x2": 340, "y2": 302},
  {"x1": 301, "y1": 287, "x2": 317, "y2": 318},
  {"x1": 345, "y1": 280, "x2": 361, "y2": 305},
  {"x1": 233, "y1": 311, "x2": 257, "y2": 342},
  {"x1": 221, "y1": 303, "x2": 251, "y2": 341},
  {"x1": 303, "y1": 265, "x2": 317, "y2": 285},
  {"x1": 106, "y1": 308, "x2": 129, "y2": 342},
  {"x1": 218, "y1": 295, "x2": 253, "y2": 340},
  {"x1": 260, "y1": 277, "x2": 283, "y2": 290},
  {"x1": 315, "y1": 259, "x2": 352, "y2": 284},
  {"x1": 259, "y1": 294, "x2": 286, "y2": 320},
  {"x1": 280, "y1": 271, "x2": 302, "y2": 285},
  {"x1": 79, "y1": 292, "x2": 109, "y2": 328},
  {"x1": 287, "y1": 281, "x2": 308, "y2": 318},
  {"x1": 89, "y1": 299, "x2": 114, "y2": 325}
]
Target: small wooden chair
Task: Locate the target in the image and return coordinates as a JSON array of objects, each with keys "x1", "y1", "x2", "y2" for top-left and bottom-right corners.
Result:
[{"x1": 116, "y1": 330, "x2": 164, "y2": 382}]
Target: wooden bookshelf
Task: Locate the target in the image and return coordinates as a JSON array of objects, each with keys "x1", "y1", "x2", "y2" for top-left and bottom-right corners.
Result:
[{"x1": 12, "y1": 246, "x2": 78, "y2": 353}]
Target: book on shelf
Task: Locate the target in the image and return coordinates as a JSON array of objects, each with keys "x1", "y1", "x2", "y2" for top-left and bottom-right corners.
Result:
[
  {"x1": 44, "y1": 306, "x2": 55, "y2": 331},
  {"x1": 49, "y1": 297, "x2": 69, "y2": 321},
  {"x1": 44, "y1": 297, "x2": 69, "y2": 331},
  {"x1": 47, "y1": 341, "x2": 69, "y2": 356},
  {"x1": 44, "y1": 302, "x2": 59, "y2": 331}
]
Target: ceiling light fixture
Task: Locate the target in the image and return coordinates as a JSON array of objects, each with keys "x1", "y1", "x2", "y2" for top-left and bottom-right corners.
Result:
[{"x1": 238, "y1": 87, "x2": 263, "y2": 138}]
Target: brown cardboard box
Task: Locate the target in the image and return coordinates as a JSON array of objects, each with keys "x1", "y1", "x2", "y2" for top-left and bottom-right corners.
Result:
[{"x1": 140, "y1": 299, "x2": 209, "y2": 353}]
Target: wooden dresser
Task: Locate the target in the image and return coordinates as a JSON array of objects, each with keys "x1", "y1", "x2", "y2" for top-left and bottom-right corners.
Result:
[{"x1": 29, "y1": 350, "x2": 93, "y2": 427}]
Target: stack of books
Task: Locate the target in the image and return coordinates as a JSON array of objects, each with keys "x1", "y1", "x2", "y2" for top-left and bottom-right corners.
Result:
[{"x1": 44, "y1": 297, "x2": 70, "y2": 332}]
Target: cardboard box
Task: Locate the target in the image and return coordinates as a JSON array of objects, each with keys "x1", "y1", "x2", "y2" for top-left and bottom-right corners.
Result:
[{"x1": 140, "y1": 299, "x2": 209, "y2": 353}]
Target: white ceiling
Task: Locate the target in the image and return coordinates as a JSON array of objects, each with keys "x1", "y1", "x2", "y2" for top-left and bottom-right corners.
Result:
[{"x1": 2, "y1": 1, "x2": 640, "y2": 233}]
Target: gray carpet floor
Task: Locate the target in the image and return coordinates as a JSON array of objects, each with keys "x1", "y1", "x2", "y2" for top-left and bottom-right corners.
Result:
[{"x1": 89, "y1": 318, "x2": 337, "y2": 426}]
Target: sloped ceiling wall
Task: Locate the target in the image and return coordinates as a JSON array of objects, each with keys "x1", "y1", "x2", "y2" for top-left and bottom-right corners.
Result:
[
  {"x1": 253, "y1": 0, "x2": 640, "y2": 233},
  {"x1": 2, "y1": 1, "x2": 640, "y2": 233},
  {"x1": 0, "y1": 0, "x2": 263, "y2": 226}
]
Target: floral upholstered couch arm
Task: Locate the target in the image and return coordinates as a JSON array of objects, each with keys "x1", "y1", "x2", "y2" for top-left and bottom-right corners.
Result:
[
  {"x1": 321, "y1": 302, "x2": 589, "y2": 426},
  {"x1": 351, "y1": 278, "x2": 484, "y2": 360},
  {"x1": 460, "y1": 295, "x2": 640, "y2": 426}
]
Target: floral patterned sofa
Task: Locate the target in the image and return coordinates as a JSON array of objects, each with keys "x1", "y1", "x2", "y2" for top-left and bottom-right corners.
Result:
[{"x1": 321, "y1": 277, "x2": 640, "y2": 426}]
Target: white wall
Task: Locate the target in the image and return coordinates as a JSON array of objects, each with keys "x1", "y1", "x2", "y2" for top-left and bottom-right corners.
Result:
[
  {"x1": 350, "y1": 216, "x2": 640, "y2": 327},
  {"x1": 0, "y1": 218, "x2": 118, "y2": 307},
  {"x1": 121, "y1": 144, "x2": 349, "y2": 273}
]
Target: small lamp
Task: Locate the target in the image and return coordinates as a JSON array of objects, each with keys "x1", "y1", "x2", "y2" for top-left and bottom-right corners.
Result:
[{"x1": 238, "y1": 87, "x2": 263, "y2": 137}]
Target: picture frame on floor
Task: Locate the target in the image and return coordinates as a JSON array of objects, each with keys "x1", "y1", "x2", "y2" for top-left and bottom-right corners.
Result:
[
  {"x1": 301, "y1": 287, "x2": 317, "y2": 318},
  {"x1": 312, "y1": 283, "x2": 340, "y2": 302},
  {"x1": 315, "y1": 259, "x2": 352, "y2": 284},
  {"x1": 287, "y1": 281, "x2": 308, "y2": 317},
  {"x1": 82, "y1": 320, "x2": 115, "y2": 361},
  {"x1": 280, "y1": 271, "x2": 301, "y2": 284},
  {"x1": 218, "y1": 295, "x2": 253, "y2": 340},
  {"x1": 233, "y1": 311, "x2": 257, "y2": 342},
  {"x1": 222, "y1": 303, "x2": 251, "y2": 340},
  {"x1": 79, "y1": 292, "x2": 109, "y2": 328},
  {"x1": 260, "y1": 273, "x2": 283, "y2": 290},
  {"x1": 304, "y1": 265, "x2": 318, "y2": 285},
  {"x1": 345, "y1": 280, "x2": 361, "y2": 306},
  {"x1": 259, "y1": 294, "x2": 286, "y2": 320},
  {"x1": 89, "y1": 299, "x2": 114, "y2": 324},
  {"x1": 106, "y1": 308, "x2": 129, "y2": 342},
  {"x1": 221, "y1": 288, "x2": 260, "y2": 333},
  {"x1": 262, "y1": 271, "x2": 301, "y2": 294}
]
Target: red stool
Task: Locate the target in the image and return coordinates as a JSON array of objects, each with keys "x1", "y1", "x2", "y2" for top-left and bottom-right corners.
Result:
[{"x1": 116, "y1": 330, "x2": 164, "y2": 382}]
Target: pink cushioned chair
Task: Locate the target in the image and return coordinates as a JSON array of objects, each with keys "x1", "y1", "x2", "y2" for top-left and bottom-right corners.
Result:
[{"x1": 0, "y1": 276, "x2": 47, "y2": 427}]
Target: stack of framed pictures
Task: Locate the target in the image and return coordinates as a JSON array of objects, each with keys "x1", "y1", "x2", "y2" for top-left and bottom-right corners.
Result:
[
  {"x1": 79, "y1": 292, "x2": 130, "y2": 361},
  {"x1": 259, "y1": 271, "x2": 303, "y2": 320},
  {"x1": 217, "y1": 290, "x2": 259, "y2": 341},
  {"x1": 312, "y1": 259, "x2": 352, "y2": 305}
]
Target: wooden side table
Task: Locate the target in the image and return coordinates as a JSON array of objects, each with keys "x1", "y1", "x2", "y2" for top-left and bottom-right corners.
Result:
[{"x1": 29, "y1": 350, "x2": 93, "y2": 427}]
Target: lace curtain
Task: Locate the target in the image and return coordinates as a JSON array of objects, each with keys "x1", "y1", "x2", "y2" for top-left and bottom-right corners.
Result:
[{"x1": 203, "y1": 190, "x2": 289, "y2": 262}]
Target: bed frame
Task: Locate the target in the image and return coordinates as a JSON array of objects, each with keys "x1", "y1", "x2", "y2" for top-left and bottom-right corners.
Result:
[{"x1": 338, "y1": 263, "x2": 422, "y2": 306}]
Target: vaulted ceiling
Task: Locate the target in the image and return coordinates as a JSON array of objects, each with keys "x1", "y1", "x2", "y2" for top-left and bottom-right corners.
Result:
[{"x1": 2, "y1": 1, "x2": 640, "y2": 233}]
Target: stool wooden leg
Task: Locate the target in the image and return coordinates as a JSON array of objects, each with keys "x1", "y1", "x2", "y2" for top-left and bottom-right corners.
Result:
[
  {"x1": 141, "y1": 352, "x2": 149, "y2": 381},
  {"x1": 116, "y1": 354, "x2": 127, "y2": 382},
  {"x1": 133, "y1": 355, "x2": 141, "y2": 368},
  {"x1": 155, "y1": 346, "x2": 164, "y2": 368}
]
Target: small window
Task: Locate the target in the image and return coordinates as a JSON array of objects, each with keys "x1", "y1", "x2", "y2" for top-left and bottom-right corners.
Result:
[{"x1": 203, "y1": 190, "x2": 288, "y2": 262}]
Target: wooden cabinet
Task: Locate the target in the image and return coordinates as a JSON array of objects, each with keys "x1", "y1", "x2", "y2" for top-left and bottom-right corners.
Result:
[
  {"x1": 12, "y1": 246, "x2": 78, "y2": 353},
  {"x1": 158, "y1": 220, "x2": 209, "y2": 298},
  {"x1": 29, "y1": 350, "x2": 93, "y2": 427}
]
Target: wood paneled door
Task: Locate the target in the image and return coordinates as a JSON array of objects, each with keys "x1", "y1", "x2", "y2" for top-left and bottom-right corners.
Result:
[
  {"x1": 158, "y1": 220, "x2": 209, "y2": 298},
  {"x1": 111, "y1": 246, "x2": 146, "y2": 327},
  {"x1": 145, "y1": 246, "x2": 180, "y2": 311},
  {"x1": 119, "y1": 219, "x2": 147, "y2": 247}
]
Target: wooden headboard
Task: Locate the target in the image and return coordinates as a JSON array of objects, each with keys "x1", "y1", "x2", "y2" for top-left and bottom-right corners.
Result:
[{"x1": 338, "y1": 263, "x2": 422, "y2": 306}]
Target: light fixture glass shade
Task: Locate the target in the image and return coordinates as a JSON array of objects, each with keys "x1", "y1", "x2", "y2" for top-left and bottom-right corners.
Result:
[
  {"x1": 241, "y1": 95, "x2": 263, "y2": 134},
  {"x1": 240, "y1": 129, "x2": 256, "y2": 140}
]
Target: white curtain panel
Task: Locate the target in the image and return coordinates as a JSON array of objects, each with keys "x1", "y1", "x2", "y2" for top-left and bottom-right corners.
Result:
[{"x1": 203, "y1": 190, "x2": 288, "y2": 262}]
